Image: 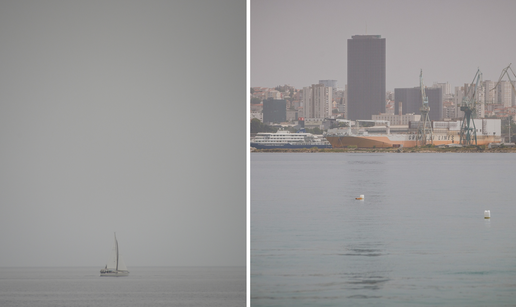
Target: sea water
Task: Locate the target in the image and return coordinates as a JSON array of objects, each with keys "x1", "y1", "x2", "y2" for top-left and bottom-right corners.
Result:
[
  {"x1": 0, "y1": 266, "x2": 245, "y2": 307},
  {"x1": 251, "y1": 153, "x2": 516, "y2": 306}
]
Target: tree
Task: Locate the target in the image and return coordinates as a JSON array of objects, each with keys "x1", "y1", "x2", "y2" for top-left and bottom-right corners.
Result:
[
  {"x1": 305, "y1": 127, "x2": 323, "y2": 135},
  {"x1": 250, "y1": 87, "x2": 255, "y2": 94},
  {"x1": 251, "y1": 118, "x2": 277, "y2": 133}
]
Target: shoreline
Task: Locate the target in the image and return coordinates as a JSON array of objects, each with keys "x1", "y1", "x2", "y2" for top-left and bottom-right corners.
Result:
[{"x1": 251, "y1": 146, "x2": 516, "y2": 153}]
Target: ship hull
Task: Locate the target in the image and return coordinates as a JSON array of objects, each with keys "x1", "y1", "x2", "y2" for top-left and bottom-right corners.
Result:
[
  {"x1": 250, "y1": 143, "x2": 332, "y2": 149},
  {"x1": 325, "y1": 134, "x2": 501, "y2": 148}
]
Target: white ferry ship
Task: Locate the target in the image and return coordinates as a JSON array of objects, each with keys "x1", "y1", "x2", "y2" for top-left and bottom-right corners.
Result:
[{"x1": 251, "y1": 129, "x2": 332, "y2": 149}]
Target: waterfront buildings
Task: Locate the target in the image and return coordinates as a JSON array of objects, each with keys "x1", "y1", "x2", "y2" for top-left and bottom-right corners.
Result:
[{"x1": 347, "y1": 35, "x2": 386, "y2": 120}]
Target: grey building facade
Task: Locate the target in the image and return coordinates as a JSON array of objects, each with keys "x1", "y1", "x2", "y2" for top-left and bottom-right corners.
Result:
[
  {"x1": 262, "y1": 98, "x2": 286, "y2": 124},
  {"x1": 394, "y1": 87, "x2": 443, "y2": 121},
  {"x1": 347, "y1": 35, "x2": 386, "y2": 120}
]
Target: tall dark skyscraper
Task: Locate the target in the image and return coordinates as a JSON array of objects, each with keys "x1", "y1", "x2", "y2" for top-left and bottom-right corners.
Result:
[{"x1": 347, "y1": 35, "x2": 386, "y2": 120}]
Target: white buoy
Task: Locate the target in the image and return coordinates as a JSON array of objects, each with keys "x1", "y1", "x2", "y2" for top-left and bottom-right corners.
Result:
[
  {"x1": 484, "y1": 210, "x2": 490, "y2": 219},
  {"x1": 355, "y1": 194, "x2": 364, "y2": 201}
]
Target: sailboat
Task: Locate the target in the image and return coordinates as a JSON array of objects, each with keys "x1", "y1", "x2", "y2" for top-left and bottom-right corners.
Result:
[{"x1": 100, "y1": 232, "x2": 129, "y2": 277}]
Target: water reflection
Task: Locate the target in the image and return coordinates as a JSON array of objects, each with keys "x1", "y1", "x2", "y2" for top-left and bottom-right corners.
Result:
[
  {"x1": 341, "y1": 243, "x2": 387, "y2": 257},
  {"x1": 484, "y1": 219, "x2": 491, "y2": 229},
  {"x1": 347, "y1": 273, "x2": 390, "y2": 290},
  {"x1": 339, "y1": 242, "x2": 391, "y2": 292},
  {"x1": 348, "y1": 160, "x2": 385, "y2": 165}
]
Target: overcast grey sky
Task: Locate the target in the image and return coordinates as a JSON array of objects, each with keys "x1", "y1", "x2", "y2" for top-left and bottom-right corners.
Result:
[
  {"x1": 251, "y1": 0, "x2": 516, "y2": 91},
  {"x1": 0, "y1": 0, "x2": 245, "y2": 267}
]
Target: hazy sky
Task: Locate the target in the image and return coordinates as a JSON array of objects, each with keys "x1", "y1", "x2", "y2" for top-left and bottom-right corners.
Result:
[
  {"x1": 0, "y1": 0, "x2": 245, "y2": 267},
  {"x1": 251, "y1": 0, "x2": 516, "y2": 91}
]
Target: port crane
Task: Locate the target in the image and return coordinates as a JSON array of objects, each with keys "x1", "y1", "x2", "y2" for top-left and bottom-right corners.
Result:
[
  {"x1": 492, "y1": 63, "x2": 516, "y2": 94},
  {"x1": 459, "y1": 69, "x2": 482, "y2": 146},
  {"x1": 416, "y1": 70, "x2": 432, "y2": 146},
  {"x1": 491, "y1": 64, "x2": 516, "y2": 143}
]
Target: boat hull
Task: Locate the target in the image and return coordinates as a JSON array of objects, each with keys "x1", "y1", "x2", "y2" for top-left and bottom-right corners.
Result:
[
  {"x1": 100, "y1": 270, "x2": 129, "y2": 277},
  {"x1": 325, "y1": 134, "x2": 501, "y2": 148}
]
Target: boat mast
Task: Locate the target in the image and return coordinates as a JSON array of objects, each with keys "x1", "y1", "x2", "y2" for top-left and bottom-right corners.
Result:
[{"x1": 115, "y1": 232, "x2": 119, "y2": 271}]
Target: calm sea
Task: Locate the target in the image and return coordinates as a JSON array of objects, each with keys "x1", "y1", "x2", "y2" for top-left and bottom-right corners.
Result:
[
  {"x1": 0, "y1": 266, "x2": 245, "y2": 307},
  {"x1": 251, "y1": 153, "x2": 516, "y2": 306}
]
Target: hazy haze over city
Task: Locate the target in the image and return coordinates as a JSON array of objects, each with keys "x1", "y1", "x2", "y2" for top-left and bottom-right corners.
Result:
[
  {"x1": 0, "y1": 0, "x2": 245, "y2": 267},
  {"x1": 251, "y1": 0, "x2": 516, "y2": 91}
]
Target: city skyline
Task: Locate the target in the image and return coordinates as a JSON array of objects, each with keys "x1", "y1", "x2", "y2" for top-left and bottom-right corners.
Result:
[{"x1": 251, "y1": 0, "x2": 516, "y2": 91}]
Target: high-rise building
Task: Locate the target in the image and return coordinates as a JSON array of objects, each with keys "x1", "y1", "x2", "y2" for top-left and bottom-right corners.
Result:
[
  {"x1": 302, "y1": 86, "x2": 311, "y2": 115},
  {"x1": 347, "y1": 35, "x2": 386, "y2": 120},
  {"x1": 454, "y1": 85, "x2": 465, "y2": 119},
  {"x1": 512, "y1": 81, "x2": 516, "y2": 107},
  {"x1": 433, "y1": 82, "x2": 451, "y2": 96},
  {"x1": 304, "y1": 84, "x2": 332, "y2": 119},
  {"x1": 497, "y1": 81, "x2": 512, "y2": 107},
  {"x1": 483, "y1": 80, "x2": 497, "y2": 105},
  {"x1": 319, "y1": 80, "x2": 337, "y2": 97},
  {"x1": 394, "y1": 87, "x2": 443, "y2": 121}
]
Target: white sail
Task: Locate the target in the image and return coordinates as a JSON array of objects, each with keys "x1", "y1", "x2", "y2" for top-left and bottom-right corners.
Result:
[
  {"x1": 100, "y1": 232, "x2": 129, "y2": 276},
  {"x1": 106, "y1": 247, "x2": 117, "y2": 270},
  {"x1": 117, "y1": 257, "x2": 128, "y2": 271}
]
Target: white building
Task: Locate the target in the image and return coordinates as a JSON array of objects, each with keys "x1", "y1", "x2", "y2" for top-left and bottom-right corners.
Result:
[
  {"x1": 433, "y1": 82, "x2": 451, "y2": 95},
  {"x1": 476, "y1": 84, "x2": 485, "y2": 118},
  {"x1": 484, "y1": 80, "x2": 497, "y2": 105},
  {"x1": 443, "y1": 103, "x2": 456, "y2": 119},
  {"x1": 319, "y1": 80, "x2": 338, "y2": 97},
  {"x1": 497, "y1": 81, "x2": 512, "y2": 107},
  {"x1": 454, "y1": 86, "x2": 465, "y2": 119},
  {"x1": 304, "y1": 84, "x2": 332, "y2": 119},
  {"x1": 250, "y1": 112, "x2": 263, "y2": 121},
  {"x1": 512, "y1": 81, "x2": 516, "y2": 107},
  {"x1": 267, "y1": 90, "x2": 282, "y2": 100},
  {"x1": 302, "y1": 86, "x2": 311, "y2": 110},
  {"x1": 303, "y1": 118, "x2": 324, "y2": 129}
]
